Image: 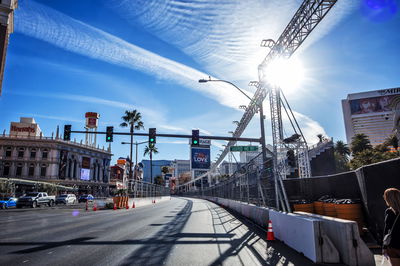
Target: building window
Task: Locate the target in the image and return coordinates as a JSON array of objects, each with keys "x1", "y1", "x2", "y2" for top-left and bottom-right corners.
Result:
[
  {"x1": 28, "y1": 163, "x2": 35, "y2": 176},
  {"x1": 18, "y1": 148, "x2": 25, "y2": 158},
  {"x1": 5, "y1": 147, "x2": 12, "y2": 157},
  {"x1": 3, "y1": 162, "x2": 10, "y2": 176},
  {"x1": 42, "y1": 149, "x2": 48, "y2": 159},
  {"x1": 30, "y1": 148, "x2": 37, "y2": 159},
  {"x1": 73, "y1": 160, "x2": 77, "y2": 179},
  {"x1": 40, "y1": 164, "x2": 47, "y2": 177},
  {"x1": 16, "y1": 163, "x2": 23, "y2": 176}
]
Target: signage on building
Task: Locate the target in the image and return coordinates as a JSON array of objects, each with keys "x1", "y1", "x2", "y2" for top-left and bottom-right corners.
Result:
[
  {"x1": 80, "y1": 168, "x2": 90, "y2": 181},
  {"x1": 85, "y1": 112, "x2": 100, "y2": 129},
  {"x1": 117, "y1": 159, "x2": 126, "y2": 165},
  {"x1": 191, "y1": 147, "x2": 210, "y2": 169},
  {"x1": 378, "y1": 87, "x2": 400, "y2": 95},
  {"x1": 230, "y1": 146, "x2": 259, "y2": 152},
  {"x1": 10, "y1": 122, "x2": 39, "y2": 137},
  {"x1": 82, "y1": 157, "x2": 91, "y2": 169}
]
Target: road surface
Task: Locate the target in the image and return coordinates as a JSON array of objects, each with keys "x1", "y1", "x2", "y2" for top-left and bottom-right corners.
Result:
[{"x1": 1, "y1": 197, "x2": 321, "y2": 265}]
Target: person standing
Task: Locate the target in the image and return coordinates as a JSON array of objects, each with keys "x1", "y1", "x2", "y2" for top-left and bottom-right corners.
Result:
[{"x1": 383, "y1": 188, "x2": 400, "y2": 266}]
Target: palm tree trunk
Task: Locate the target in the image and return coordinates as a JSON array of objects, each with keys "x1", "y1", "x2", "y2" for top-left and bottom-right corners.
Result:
[
  {"x1": 130, "y1": 124, "x2": 134, "y2": 181},
  {"x1": 150, "y1": 151, "x2": 153, "y2": 183}
]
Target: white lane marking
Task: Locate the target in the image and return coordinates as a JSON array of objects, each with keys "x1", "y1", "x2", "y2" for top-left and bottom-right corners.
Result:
[
  {"x1": 23, "y1": 260, "x2": 29, "y2": 263},
  {"x1": 48, "y1": 251, "x2": 53, "y2": 254}
]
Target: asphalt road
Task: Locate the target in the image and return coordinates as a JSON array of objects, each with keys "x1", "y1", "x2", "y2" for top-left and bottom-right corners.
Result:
[{"x1": 0, "y1": 197, "x2": 319, "y2": 266}]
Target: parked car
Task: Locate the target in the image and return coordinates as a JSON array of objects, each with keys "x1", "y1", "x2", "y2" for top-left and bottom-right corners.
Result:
[
  {"x1": 78, "y1": 194, "x2": 94, "y2": 203},
  {"x1": 0, "y1": 197, "x2": 18, "y2": 209},
  {"x1": 16, "y1": 192, "x2": 56, "y2": 208},
  {"x1": 56, "y1": 194, "x2": 77, "y2": 205}
]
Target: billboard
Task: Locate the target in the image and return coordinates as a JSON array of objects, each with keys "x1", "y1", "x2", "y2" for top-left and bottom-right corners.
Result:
[
  {"x1": 80, "y1": 169, "x2": 90, "y2": 181},
  {"x1": 191, "y1": 147, "x2": 210, "y2": 169},
  {"x1": 350, "y1": 95, "x2": 395, "y2": 115}
]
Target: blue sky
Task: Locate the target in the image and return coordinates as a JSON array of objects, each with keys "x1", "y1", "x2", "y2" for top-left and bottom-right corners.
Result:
[{"x1": 0, "y1": 0, "x2": 399, "y2": 164}]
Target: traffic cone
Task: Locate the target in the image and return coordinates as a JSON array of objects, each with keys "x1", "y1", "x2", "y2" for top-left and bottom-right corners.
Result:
[
  {"x1": 93, "y1": 201, "x2": 97, "y2": 211},
  {"x1": 113, "y1": 202, "x2": 117, "y2": 210},
  {"x1": 154, "y1": 199, "x2": 156, "y2": 204},
  {"x1": 126, "y1": 202, "x2": 129, "y2": 209},
  {"x1": 85, "y1": 201, "x2": 88, "y2": 211},
  {"x1": 132, "y1": 201, "x2": 135, "y2": 208},
  {"x1": 267, "y1": 220, "x2": 275, "y2": 241}
]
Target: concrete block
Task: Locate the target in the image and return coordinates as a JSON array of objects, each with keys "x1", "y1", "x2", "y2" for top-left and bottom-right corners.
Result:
[
  {"x1": 295, "y1": 212, "x2": 375, "y2": 266},
  {"x1": 270, "y1": 210, "x2": 340, "y2": 264}
]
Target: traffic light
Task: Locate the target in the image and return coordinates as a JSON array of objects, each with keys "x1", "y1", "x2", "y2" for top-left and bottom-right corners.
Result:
[
  {"x1": 191, "y1": 129, "x2": 199, "y2": 146},
  {"x1": 106, "y1": 126, "x2": 114, "y2": 142},
  {"x1": 63, "y1": 125, "x2": 71, "y2": 141},
  {"x1": 287, "y1": 149, "x2": 296, "y2": 167},
  {"x1": 149, "y1": 128, "x2": 156, "y2": 144}
]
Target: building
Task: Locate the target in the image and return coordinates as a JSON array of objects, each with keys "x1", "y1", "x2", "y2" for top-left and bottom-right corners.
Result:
[
  {"x1": 140, "y1": 159, "x2": 172, "y2": 183},
  {"x1": 0, "y1": 117, "x2": 112, "y2": 196},
  {"x1": 171, "y1": 159, "x2": 190, "y2": 179},
  {"x1": 0, "y1": 0, "x2": 17, "y2": 96},
  {"x1": 342, "y1": 87, "x2": 400, "y2": 146}
]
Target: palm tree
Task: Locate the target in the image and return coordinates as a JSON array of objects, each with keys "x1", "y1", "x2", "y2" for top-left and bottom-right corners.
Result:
[
  {"x1": 144, "y1": 143, "x2": 159, "y2": 183},
  {"x1": 350, "y1": 133, "x2": 372, "y2": 154},
  {"x1": 317, "y1": 134, "x2": 325, "y2": 143},
  {"x1": 384, "y1": 134, "x2": 399, "y2": 150},
  {"x1": 120, "y1": 110, "x2": 144, "y2": 180},
  {"x1": 334, "y1": 140, "x2": 350, "y2": 162}
]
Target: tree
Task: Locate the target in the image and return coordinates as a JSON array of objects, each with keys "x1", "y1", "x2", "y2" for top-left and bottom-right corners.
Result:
[
  {"x1": 154, "y1": 175, "x2": 165, "y2": 186},
  {"x1": 349, "y1": 148, "x2": 399, "y2": 169},
  {"x1": 120, "y1": 110, "x2": 144, "y2": 180},
  {"x1": 161, "y1": 166, "x2": 169, "y2": 175},
  {"x1": 350, "y1": 133, "x2": 372, "y2": 154},
  {"x1": 144, "y1": 143, "x2": 159, "y2": 183},
  {"x1": 334, "y1": 140, "x2": 350, "y2": 161},
  {"x1": 384, "y1": 134, "x2": 399, "y2": 150},
  {"x1": 317, "y1": 134, "x2": 325, "y2": 143}
]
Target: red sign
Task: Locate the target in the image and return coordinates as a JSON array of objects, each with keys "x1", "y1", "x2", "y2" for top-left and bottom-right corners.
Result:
[{"x1": 11, "y1": 125, "x2": 35, "y2": 133}]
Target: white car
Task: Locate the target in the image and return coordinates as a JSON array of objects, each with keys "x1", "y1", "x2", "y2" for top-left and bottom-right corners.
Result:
[{"x1": 56, "y1": 194, "x2": 77, "y2": 205}]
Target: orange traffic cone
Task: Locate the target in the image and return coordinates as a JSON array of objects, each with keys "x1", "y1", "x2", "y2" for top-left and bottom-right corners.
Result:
[
  {"x1": 93, "y1": 202, "x2": 97, "y2": 211},
  {"x1": 132, "y1": 201, "x2": 135, "y2": 208},
  {"x1": 113, "y1": 202, "x2": 117, "y2": 210},
  {"x1": 126, "y1": 202, "x2": 129, "y2": 209},
  {"x1": 267, "y1": 220, "x2": 275, "y2": 241}
]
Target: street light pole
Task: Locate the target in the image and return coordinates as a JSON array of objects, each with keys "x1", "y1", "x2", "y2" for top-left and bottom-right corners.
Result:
[
  {"x1": 121, "y1": 140, "x2": 148, "y2": 179},
  {"x1": 199, "y1": 78, "x2": 268, "y2": 168}
]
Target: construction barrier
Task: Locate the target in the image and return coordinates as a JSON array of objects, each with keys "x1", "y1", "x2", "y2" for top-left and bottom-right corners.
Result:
[
  {"x1": 335, "y1": 203, "x2": 364, "y2": 233},
  {"x1": 293, "y1": 203, "x2": 314, "y2": 213},
  {"x1": 313, "y1": 201, "x2": 324, "y2": 215},
  {"x1": 323, "y1": 202, "x2": 337, "y2": 217}
]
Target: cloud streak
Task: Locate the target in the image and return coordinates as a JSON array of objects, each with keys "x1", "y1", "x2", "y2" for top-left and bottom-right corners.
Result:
[{"x1": 15, "y1": 0, "x2": 247, "y2": 109}]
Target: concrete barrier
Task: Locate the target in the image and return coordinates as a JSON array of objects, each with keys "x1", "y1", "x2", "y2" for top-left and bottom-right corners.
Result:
[
  {"x1": 295, "y1": 212, "x2": 375, "y2": 266},
  {"x1": 128, "y1": 196, "x2": 171, "y2": 208},
  {"x1": 270, "y1": 210, "x2": 340, "y2": 264},
  {"x1": 200, "y1": 196, "x2": 375, "y2": 265}
]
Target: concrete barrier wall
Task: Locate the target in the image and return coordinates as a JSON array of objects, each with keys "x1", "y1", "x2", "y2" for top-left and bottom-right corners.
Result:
[
  {"x1": 93, "y1": 196, "x2": 171, "y2": 209},
  {"x1": 295, "y1": 212, "x2": 375, "y2": 266},
  {"x1": 270, "y1": 210, "x2": 339, "y2": 264},
  {"x1": 201, "y1": 196, "x2": 375, "y2": 266}
]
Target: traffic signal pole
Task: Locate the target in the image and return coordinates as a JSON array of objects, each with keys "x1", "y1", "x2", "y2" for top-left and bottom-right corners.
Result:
[{"x1": 67, "y1": 130, "x2": 262, "y2": 143}]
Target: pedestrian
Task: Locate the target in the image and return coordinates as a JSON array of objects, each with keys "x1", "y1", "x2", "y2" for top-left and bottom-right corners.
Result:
[{"x1": 383, "y1": 188, "x2": 400, "y2": 266}]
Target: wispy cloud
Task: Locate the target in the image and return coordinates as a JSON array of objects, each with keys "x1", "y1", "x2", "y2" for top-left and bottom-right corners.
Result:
[
  {"x1": 15, "y1": 0, "x2": 247, "y2": 109},
  {"x1": 16, "y1": 113, "x2": 84, "y2": 124},
  {"x1": 107, "y1": 0, "x2": 357, "y2": 82}
]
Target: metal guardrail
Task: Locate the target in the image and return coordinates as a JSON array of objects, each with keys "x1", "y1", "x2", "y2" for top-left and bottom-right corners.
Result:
[{"x1": 128, "y1": 180, "x2": 170, "y2": 198}]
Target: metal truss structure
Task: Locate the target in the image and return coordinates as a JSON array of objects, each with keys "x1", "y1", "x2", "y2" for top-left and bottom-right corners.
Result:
[{"x1": 179, "y1": 1, "x2": 337, "y2": 211}]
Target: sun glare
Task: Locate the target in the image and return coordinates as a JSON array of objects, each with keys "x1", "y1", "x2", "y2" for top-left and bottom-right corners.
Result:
[{"x1": 261, "y1": 57, "x2": 305, "y2": 92}]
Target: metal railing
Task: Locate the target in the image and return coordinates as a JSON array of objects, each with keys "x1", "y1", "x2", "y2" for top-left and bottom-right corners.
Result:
[
  {"x1": 181, "y1": 153, "x2": 276, "y2": 208},
  {"x1": 128, "y1": 180, "x2": 170, "y2": 198}
]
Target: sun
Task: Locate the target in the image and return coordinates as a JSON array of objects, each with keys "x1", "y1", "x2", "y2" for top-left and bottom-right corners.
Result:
[{"x1": 260, "y1": 57, "x2": 305, "y2": 93}]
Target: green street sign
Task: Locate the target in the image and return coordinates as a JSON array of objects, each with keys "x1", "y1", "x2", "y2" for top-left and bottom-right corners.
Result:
[{"x1": 230, "y1": 146, "x2": 259, "y2": 152}]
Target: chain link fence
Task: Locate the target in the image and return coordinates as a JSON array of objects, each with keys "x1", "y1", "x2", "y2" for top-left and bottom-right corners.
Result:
[
  {"x1": 181, "y1": 153, "x2": 277, "y2": 208},
  {"x1": 128, "y1": 180, "x2": 170, "y2": 198}
]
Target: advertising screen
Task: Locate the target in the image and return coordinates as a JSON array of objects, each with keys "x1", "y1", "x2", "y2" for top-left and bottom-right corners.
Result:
[
  {"x1": 80, "y1": 168, "x2": 90, "y2": 181},
  {"x1": 350, "y1": 95, "x2": 395, "y2": 115},
  {"x1": 191, "y1": 147, "x2": 210, "y2": 169}
]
